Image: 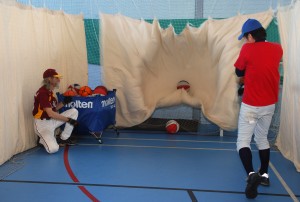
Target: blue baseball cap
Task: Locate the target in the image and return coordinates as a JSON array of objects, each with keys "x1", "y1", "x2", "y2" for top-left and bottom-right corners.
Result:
[{"x1": 238, "y1": 19, "x2": 263, "y2": 40}]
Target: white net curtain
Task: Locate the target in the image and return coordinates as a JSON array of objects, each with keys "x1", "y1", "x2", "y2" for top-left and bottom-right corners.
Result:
[
  {"x1": 276, "y1": 1, "x2": 300, "y2": 172},
  {"x1": 0, "y1": 1, "x2": 88, "y2": 165},
  {"x1": 101, "y1": 11, "x2": 273, "y2": 130}
]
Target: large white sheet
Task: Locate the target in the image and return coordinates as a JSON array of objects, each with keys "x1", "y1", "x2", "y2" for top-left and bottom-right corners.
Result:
[
  {"x1": 276, "y1": 2, "x2": 300, "y2": 172},
  {"x1": 101, "y1": 11, "x2": 273, "y2": 130},
  {"x1": 0, "y1": 2, "x2": 88, "y2": 165}
]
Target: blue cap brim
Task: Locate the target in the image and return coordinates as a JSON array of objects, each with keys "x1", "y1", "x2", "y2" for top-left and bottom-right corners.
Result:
[{"x1": 238, "y1": 33, "x2": 244, "y2": 40}]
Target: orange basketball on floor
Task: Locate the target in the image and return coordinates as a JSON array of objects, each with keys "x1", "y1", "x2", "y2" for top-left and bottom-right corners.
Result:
[
  {"x1": 63, "y1": 90, "x2": 77, "y2": 96},
  {"x1": 165, "y1": 120, "x2": 180, "y2": 134},
  {"x1": 79, "y1": 86, "x2": 92, "y2": 97}
]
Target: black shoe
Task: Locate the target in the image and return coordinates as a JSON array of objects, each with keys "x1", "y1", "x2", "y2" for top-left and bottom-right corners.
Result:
[
  {"x1": 57, "y1": 137, "x2": 76, "y2": 146},
  {"x1": 245, "y1": 172, "x2": 261, "y2": 199},
  {"x1": 260, "y1": 173, "x2": 270, "y2": 186}
]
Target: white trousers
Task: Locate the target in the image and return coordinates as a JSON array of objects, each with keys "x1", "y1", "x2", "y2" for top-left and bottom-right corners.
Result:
[
  {"x1": 33, "y1": 108, "x2": 78, "y2": 154},
  {"x1": 237, "y1": 102, "x2": 275, "y2": 151}
]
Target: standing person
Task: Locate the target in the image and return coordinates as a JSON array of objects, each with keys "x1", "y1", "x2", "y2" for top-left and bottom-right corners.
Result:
[
  {"x1": 33, "y1": 68, "x2": 79, "y2": 154},
  {"x1": 234, "y1": 19, "x2": 283, "y2": 199}
]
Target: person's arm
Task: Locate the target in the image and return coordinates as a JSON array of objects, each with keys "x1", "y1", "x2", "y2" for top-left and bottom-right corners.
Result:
[
  {"x1": 235, "y1": 68, "x2": 245, "y2": 77},
  {"x1": 234, "y1": 44, "x2": 247, "y2": 78},
  {"x1": 235, "y1": 67, "x2": 245, "y2": 91},
  {"x1": 56, "y1": 96, "x2": 73, "y2": 111},
  {"x1": 56, "y1": 102, "x2": 65, "y2": 111},
  {"x1": 239, "y1": 76, "x2": 244, "y2": 85},
  {"x1": 234, "y1": 46, "x2": 247, "y2": 96}
]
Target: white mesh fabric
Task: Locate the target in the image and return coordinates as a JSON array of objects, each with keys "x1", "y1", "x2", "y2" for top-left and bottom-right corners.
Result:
[
  {"x1": 276, "y1": 1, "x2": 300, "y2": 172},
  {"x1": 101, "y1": 11, "x2": 273, "y2": 130},
  {"x1": 0, "y1": 2, "x2": 87, "y2": 165}
]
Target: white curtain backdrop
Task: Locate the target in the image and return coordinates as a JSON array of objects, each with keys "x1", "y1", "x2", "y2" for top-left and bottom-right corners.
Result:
[
  {"x1": 0, "y1": 2, "x2": 88, "y2": 165},
  {"x1": 101, "y1": 11, "x2": 273, "y2": 130},
  {"x1": 276, "y1": 1, "x2": 300, "y2": 172}
]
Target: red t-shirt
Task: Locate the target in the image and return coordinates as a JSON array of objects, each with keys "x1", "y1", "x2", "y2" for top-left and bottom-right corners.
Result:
[
  {"x1": 234, "y1": 42, "x2": 283, "y2": 106},
  {"x1": 32, "y1": 86, "x2": 57, "y2": 119}
]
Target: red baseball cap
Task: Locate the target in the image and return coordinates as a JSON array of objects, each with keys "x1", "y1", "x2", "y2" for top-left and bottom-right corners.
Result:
[{"x1": 43, "y1": 69, "x2": 63, "y2": 78}]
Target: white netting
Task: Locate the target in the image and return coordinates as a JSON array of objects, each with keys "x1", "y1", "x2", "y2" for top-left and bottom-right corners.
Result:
[{"x1": 16, "y1": 0, "x2": 292, "y2": 19}]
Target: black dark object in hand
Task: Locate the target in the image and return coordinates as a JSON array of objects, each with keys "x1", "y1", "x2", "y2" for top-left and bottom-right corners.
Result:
[
  {"x1": 238, "y1": 84, "x2": 244, "y2": 96},
  {"x1": 63, "y1": 96, "x2": 72, "y2": 105},
  {"x1": 67, "y1": 118, "x2": 79, "y2": 126}
]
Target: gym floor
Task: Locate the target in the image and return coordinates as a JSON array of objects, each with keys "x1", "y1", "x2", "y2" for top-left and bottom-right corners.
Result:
[{"x1": 0, "y1": 130, "x2": 299, "y2": 202}]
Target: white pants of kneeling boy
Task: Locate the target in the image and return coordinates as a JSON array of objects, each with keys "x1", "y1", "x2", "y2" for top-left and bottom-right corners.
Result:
[{"x1": 34, "y1": 108, "x2": 78, "y2": 154}]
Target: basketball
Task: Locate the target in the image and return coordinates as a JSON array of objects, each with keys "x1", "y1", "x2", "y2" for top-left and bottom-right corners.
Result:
[
  {"x1": 79, "y1": 86, "x2": 92, "y2": 97},
  {"x1": 165, "y1": 120, "x2": 180, "y2": 134},
  {"x1": 63, "y1": 90, "x2": 77, "y2": 96},
  {"x1": 93, "y1": 85, "x2": 108, "y2": 96},
  {"x1": 177, "y1": 80, "x2": 190, "y2": 92}
]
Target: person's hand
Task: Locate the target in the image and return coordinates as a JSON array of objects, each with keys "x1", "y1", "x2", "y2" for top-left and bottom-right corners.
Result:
[
  {"x1": 63, "y1": 96, "x2": 72, "y2": 105},
  {"x1": 238, "y1": 84, "x2": 244, "y2": 96},
  {"x1": 67, "y1": 118, "x2": 79, "y2": 126}
]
